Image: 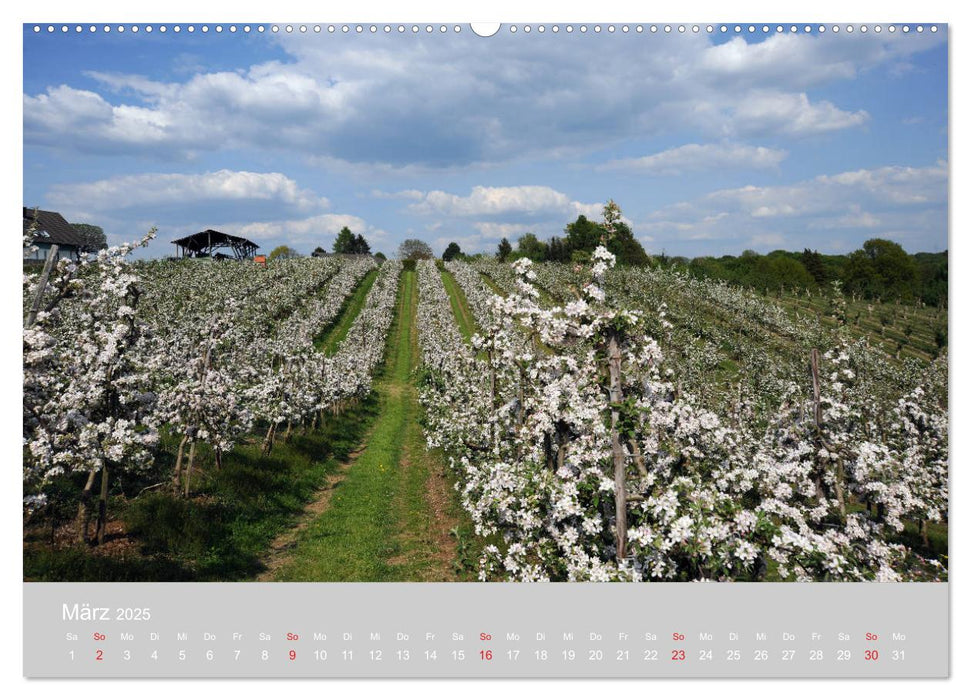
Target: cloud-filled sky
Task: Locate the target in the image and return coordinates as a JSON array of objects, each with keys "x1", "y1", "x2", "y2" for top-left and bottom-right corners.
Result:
[{"x1": 23, "y1": 24, "x2": 948, "y2": 258}]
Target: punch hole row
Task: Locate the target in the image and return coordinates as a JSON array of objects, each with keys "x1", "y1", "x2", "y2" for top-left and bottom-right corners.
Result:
[{"x1": 30, "y1": 24, "x2": 941, "y2": 35}]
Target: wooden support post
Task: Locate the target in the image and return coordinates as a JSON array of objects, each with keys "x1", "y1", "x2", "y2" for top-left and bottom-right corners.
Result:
[
  {"x1": 608, "y1": 332, "x2": 627, "y2": 562},
  {"x1": 26, "y1": 244, "x2": 59, "y2": 328},
  {"x1": 810, "y1": 348, "x2": 825, "y2": 501}
]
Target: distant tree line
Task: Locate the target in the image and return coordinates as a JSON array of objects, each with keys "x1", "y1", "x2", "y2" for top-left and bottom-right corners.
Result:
[
  {"x1": 333, "y1": 226, "x2": 371, "y2": 255},
  {"x1": 493, "y1": 200, "x2": 651, "y2": 267},
  {"x1": 71, "y1": 223, "x2": 107, "y2": 252},
  {"x1": 680, "y1": 239, "x2": 946, "y2": 306}
]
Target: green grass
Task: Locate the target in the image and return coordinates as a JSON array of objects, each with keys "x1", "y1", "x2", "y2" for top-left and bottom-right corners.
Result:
[
  {"x1": 272, "y1": 268, "x2": 479, "y2": 581},
  {"x1": 438, "y1": 264, "x2": 478, "y2": 342},
  {"x1": 314, "y1": 268, "x2": 380, "y2": 355},
  {"x1": 23, "y1": 399, "x2": 378, "y2": 581},
  {"x1": 774, "y1": 291, "x2": 946, "y2": 363}
]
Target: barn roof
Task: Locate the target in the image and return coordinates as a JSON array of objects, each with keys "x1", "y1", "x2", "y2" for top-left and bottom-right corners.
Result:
[
  {"x1": 23, "y1": 208, "x2": 86, "y2": 248},
  {"x1": 172, "y1": 229, "x2": 260, "y2": 253}
]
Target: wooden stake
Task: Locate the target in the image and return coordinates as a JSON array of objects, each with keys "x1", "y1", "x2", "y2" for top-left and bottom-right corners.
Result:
[
  {"x1": 26, "y1": 244, "x2": 59, "y2": 328},
  {"x1": 608, "y1": 332, "x2": 628, "y2": 562}
]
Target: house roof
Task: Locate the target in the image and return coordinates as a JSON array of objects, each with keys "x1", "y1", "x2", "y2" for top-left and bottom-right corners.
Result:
[{"x1": 23, "y1": 208, "x2": 86, "y2": 248}]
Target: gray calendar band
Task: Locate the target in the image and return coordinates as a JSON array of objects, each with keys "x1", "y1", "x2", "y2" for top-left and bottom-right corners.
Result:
[{"x1": 23, "y1": 582, "x2": 948, "y2": 678}]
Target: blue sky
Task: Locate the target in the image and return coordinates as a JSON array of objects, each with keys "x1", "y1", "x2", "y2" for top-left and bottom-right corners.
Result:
[{"x1": 23, "y1": 24, "x2": 948, "y2": 259}]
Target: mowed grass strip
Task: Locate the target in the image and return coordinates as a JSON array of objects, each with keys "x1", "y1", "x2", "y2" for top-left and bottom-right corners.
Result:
[
  {"x1": 438, "y1": 265, "x2": 478, "y2": 342},
  {"x1": 314, "y1": 267, "x2": 380, "y2": 355},
  {"x1": 272, "y1": 269, "x2": 426, "y2": 581}
]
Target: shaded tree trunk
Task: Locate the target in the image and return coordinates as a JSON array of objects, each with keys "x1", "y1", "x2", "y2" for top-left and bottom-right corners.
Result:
[
  {"x1": 183, "y1": 441, "x2": 197, "y2": 498},
  {"x1": 172, "y1": 434, "x2": 189, "y2": 495},
  {"x1": 75, "y1": 468, "x2": 98, "y2": 545},
  {"x1": 95, "y1": 463, "x2": 109, "y2": 545},
  {"x1": 262, "y1": 423, "x2": 276, "y2": 457}
]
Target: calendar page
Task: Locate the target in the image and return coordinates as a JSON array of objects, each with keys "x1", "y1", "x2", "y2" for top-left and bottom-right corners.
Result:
[{"x1": 20, "y1": 8, "x2": 951, "y2": 684}]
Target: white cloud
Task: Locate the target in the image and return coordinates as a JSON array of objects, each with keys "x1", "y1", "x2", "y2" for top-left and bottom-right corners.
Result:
[
  {"x1": 599, "y1": 143, "x2": 787, "y2": 175},
  {"x1": 227, "y1": 213, "x2": 383, "y2": 248},
  {"x1": 370, "y1": 189, "x2": 425, "y2": 200},
  {"x1": 730, "y1": 92, "x2": 868, "y2": 137},
  {"x1": 641, "y1": 162, "x2": 947, "y2": 253},
  {"x1": 48, "y1": 170, "x2": 328, "y2": 213},
  {"x1": 23, "y1": 29, "x2": 940, "y2": 167},
  {"x1": 408, "y1": 185, "x2": 601, "y2": 219},
  {"x1": 471, "y1": 221, "x2": 534, "y2": 239}
]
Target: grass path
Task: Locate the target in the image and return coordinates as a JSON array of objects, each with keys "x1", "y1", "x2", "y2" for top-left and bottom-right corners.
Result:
[
  {"x1": 439, "y1": 265, "x2": 478, "y2": 342},
  {"x1": 268, "y1": 269, "x2": 464, "y2": 581},
  {"x1": 314, "y1": 267, "x2": 380, "y2": 355}
]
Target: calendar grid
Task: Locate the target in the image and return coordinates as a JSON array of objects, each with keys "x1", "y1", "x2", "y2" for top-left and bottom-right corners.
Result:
[{"x1": 24, "y1": 582, "x2": 948, "y2": 678}]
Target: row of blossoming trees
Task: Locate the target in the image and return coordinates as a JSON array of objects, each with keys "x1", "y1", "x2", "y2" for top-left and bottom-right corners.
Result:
[
  {"x1": 24, "y1": 232, "x2": 400, "y2": 545},
  {"x1": 418, "y1": 235, "x2": 947, "y2": 582}
]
